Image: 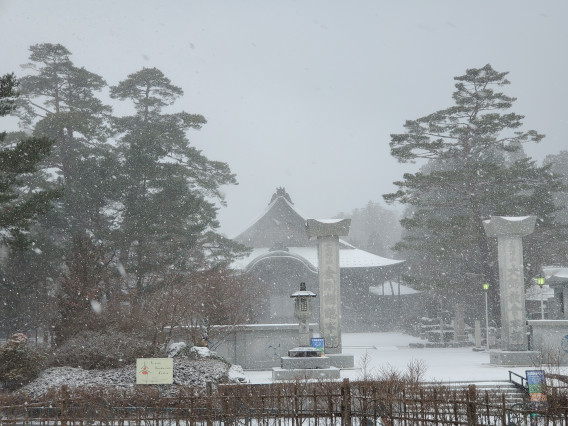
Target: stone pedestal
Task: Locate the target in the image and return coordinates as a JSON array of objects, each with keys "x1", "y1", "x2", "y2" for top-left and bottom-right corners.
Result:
[
  {"x1": 489, "y1": 349, "x2": 540, "y2": 366},
  {"x1": 272, "y1": 346, "x2": 341, "y2": 381},
  {"x1": 272, "y1": 366, "x2": 340, "y2": 380},
  {"x1": 484, "y1": 216, "x2": 536, "y2": 365}
]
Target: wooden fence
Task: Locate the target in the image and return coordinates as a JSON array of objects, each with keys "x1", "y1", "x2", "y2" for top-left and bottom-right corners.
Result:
[{"x1": 1, "y1": 378, "x2": 568, "y2": 425}]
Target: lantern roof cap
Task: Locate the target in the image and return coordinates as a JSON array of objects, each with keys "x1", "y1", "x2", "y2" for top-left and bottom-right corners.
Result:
[{"x1": 291, "y1": 290, "x2": 316, "y2": 298}]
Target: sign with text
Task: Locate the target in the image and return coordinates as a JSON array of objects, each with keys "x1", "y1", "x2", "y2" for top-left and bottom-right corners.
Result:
[
  {"x1": 136, "y1": 358, "x2": 173, "y2": 384},
  {"x1": 526, "y1": 369, "x2": 547, "y2": 403},
  {"x1": 311, "y1": 337, "x2": 325, "y2": 356}
]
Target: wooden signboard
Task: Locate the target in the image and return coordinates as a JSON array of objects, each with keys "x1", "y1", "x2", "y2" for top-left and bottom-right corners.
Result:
[{"x1": 136, "y1": 358, "x2": 173, "y2": 384}]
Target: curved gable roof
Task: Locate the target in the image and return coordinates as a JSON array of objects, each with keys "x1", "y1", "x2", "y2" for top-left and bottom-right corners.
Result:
[
  {"x1": 231, "y1": 188, "x2": 405, "y2": 271},
  {"x1": 234, "y1": 191, "x2": 312, "y2": 248}
]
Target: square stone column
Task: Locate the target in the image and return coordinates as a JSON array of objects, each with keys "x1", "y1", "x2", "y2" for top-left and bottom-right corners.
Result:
[
  {"x1": 483, "y1": 216, "x2": 536, "y2": 351},
  {"x1": 306, "y1": 218, "x2": 351, "y2": 354}
]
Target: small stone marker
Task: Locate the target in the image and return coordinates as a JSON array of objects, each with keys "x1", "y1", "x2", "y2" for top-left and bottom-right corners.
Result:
[{"x1": 474, "y1": 320, "x2": 482, "y2": 348}]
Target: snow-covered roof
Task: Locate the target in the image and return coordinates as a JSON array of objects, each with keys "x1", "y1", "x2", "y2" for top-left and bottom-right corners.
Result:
[
  {"x1": 233, "y1": 192, "x2": 310, "y2": 248},
  {"x1": 231, "y1": 188, "x2": 404, "y2": 271},
  {"x1": 369, "y1": 282, "x2": 420, "y2": 296},
  {"x1": 543, "y1": 266, "x2": 568, "y2": 280},
  {"x1": 233, "y1": 195, "x2": 308, "y2": 240},
  {"x1": 231, "y1": 246, "x2": 404, "y2": 271},
  {"x1": 525, "y1": 284, "x2": 554, "y2": 301}
]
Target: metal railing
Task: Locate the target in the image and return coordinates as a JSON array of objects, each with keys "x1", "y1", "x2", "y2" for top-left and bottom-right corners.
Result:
[{"x1": 508, "y1": 370, "x2": 529, "y2": 396}]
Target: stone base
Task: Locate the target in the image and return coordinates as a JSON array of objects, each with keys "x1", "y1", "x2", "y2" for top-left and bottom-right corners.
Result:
[
  {"x1": 327, "y1": 353, "x2": 354, "y2": 368},
  {"x1": 281, "y1": 356, "x2": 331, "y2": 369},
  {"x1": 272, "y1": 367, "x2": 340, "y2": 381},
  {"x1": 489, "y1": 350, "x2": 541, "y2": 366}
]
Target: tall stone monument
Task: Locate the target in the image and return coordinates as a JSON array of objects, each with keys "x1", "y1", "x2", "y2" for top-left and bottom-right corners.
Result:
[
  {"x1": 483, "y1": 215, "x2": 539, "y2": 365},
  {"x1": 306, "y1": 218, "x2": 354, "y2": 368}
]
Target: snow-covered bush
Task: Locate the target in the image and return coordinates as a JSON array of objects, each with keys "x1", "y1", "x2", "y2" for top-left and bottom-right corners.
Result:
[
  {"x1": 48, "y1": 330, "x2": 157, "y2": 370},
  {"x1": 166, "y1": 341, "x2": 187, "y2": 357},
  {"x1": 0, "y1": 333, "x2": 45, "y2": 390},
  {"x1": 170, "y1": 343, "x2": 229, "y2": 365}
]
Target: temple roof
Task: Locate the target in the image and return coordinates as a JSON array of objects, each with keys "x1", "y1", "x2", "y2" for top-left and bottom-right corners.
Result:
[
  {"x1": 234, "y1": 187, "x2": 312, "y2": 248},
  {"x1": 232, "y1": 187, "x2": 404, "y2": 270},
  {"x1": 543, "y1": 266, "x2": 568, "y2": 286}
]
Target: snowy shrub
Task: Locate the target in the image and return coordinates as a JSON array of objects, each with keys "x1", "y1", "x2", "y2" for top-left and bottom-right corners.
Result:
[
  {"x1": 166, "y1": 341, "x2": 187, "y2": 357},
  {"x1": 227, "y1": 364, "x2": 246, "y2": 383},
  {"x1": 0, "y1": 333, "x2": 45, "y2": 391},
  {"x1": 48, "y1": 330, "x2": 158, "y2": 370},
  {"x1": 172, "y1": 344, "x2": 230, "y2": 365}
]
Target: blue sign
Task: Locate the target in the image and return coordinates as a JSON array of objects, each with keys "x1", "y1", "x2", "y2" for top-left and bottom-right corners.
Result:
[
  {"x1": 311, "y1": 338, "x2": 325, "y2": 356},
  {"x1": 526, "y1": 370, "x2": 546, "y2": 403},
  {"x1": 561, "y1": 335, "x2": 568, "y2": 353}
]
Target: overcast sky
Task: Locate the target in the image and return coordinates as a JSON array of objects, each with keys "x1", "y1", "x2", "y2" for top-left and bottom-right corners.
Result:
[{"x1": 2, "y1": 1, "x2": 567, "y2": 237}]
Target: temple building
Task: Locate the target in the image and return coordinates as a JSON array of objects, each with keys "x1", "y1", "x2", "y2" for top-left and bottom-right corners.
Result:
[{"x1": 231, "y1": 187, "x2": 413, "y2": 331}]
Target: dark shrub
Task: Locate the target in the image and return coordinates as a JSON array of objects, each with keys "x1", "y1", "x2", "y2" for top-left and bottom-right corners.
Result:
[
  {"x1": 0, "y1": 333, "x2": 45, "y2": 390},
  {"x1": 49, "y1": 330, "x2": 158, "y2": 370}
]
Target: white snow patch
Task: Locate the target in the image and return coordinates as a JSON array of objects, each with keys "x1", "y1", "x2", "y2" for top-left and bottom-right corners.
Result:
[
  {"x1": 501, "y1": 216, "x2": 531, "y2": 221},
  {"x1": 167, "y1": 341, "x2": 187, "y2": 357},
  {"x1": 190, "y1": 346, "x2": 213, "y2": 358},
  {"x1": 90, "y1": 299, "x2": 103, "y2": 314},
  {"x1": 228, "y1": 364, "x2": 247, "y2": 383}
]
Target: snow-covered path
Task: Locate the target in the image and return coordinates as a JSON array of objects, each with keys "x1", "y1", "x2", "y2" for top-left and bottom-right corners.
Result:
[{"x1": 243, "y1": 332, "x2": 546, "y2": 384}]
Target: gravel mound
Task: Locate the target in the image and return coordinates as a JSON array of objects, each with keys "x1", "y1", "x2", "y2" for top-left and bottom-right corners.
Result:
[{"x1": 20, "y1": 358, "x2": 245, "y2": 399}]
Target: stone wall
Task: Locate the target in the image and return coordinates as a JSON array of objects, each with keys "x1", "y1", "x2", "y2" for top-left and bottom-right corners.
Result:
[
  {"x1": 528, "y1": 320, "x2": 568, "y2": 365},
  {"x1": 170, "y1": 324, "x2": 318, "y2": 370}
]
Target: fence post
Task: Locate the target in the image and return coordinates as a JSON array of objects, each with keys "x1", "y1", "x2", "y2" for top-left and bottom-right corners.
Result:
[
  {"x1": 501, "y1": 393, "x2": 507, "y2": 425},
  {"x1": 60, "y1": 384, "x2": 69, "y2": 426},
  {"x1": 466, "y1": 385, "x2": 477, "y2": 426},
  {"x1": 341, "y1": 378, "x2": 351, "y2": 426},
  {"x1": 206, "y1": 381, "x2": 213, "y2": 426},
  {"x1": 24, "y1": 395, "x2": 30, "y2": 424}
]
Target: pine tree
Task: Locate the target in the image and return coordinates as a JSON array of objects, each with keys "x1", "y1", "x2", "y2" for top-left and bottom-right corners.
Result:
[
  {"x1": 0, "y1": 73, "x2": 59, "y2": 335},
  {"x1": 542, "y1": 150, "x2": 568, "y2": 265},
  {"x1": 110, "y1": 68, "x2": 243, "y2": 291},
  {"x1": 17, "y1": 43, "x2": 115, "y2": 236},
  {"x1": 13, "y1": 44, "x2": 117, "y2": 341},
  {"x1": 336, "y1": 201, "x2": 401, "y2": 257},
  {"x1": 384, "y1": 64, "x2": 565, "y2": 318},
  {"x1": 0, "y1": 73, "x2": 58, "y2": 244}
]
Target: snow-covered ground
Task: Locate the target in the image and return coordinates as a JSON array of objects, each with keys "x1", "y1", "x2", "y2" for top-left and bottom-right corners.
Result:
[
  {"x1": 243, "y1": 332, "x2": 550, "y2": 384},
  {"x1": 16, "y1": 332, "x2": 558, "y2": 398}
]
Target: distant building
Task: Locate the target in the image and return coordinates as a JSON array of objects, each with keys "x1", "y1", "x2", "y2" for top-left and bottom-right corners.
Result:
[
  {"x1": 536, "y1": 266, "x2": 568, "y2": 320},
  {"x1": 231, "y1": 187, "x2": 415, "y2": 331}
]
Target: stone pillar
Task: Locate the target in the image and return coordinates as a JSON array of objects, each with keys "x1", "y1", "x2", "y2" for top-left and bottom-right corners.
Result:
[
  {"x1": 453, "y1": 304, "x2": 466, "y2": 342},
  {"x1": 306, "y1": 218, "x2": 351, "y2": 354},
  {"x1": 474, "y1": 320, "x2": 482, "y2": 349},
  {"x1": 483, "y1": 216, "x2": 536, "y2": 351}
]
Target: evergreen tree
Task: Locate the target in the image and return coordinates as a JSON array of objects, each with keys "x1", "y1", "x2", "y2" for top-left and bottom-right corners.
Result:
[
  {"x1": 542, "y1": 150, "x2": 568, "y2": 265},
  {"x1": 384, "y1": 64, "x2": 565, "y2": 318},
  {"x1": 110, "y1": 68, "x2": 243, "y2": 291},
  {"x1": 336, "y1": 201, "x2": 401, "y2": 257},
  {"x1": 0, "y1": 73, "x2": 60, "y2": 335},
  {"x1": 17, "y1": 43, "x2": 115, "y2": 236},
  {"x1": 54, "y1": 231, "x2": 111, "y2": 344},
  {"x1": 0, "y1": 73, "x2": 58, "y2": 244},
  {"x1": 13, "y1": 44, "x2": 117, "y2": 341}
]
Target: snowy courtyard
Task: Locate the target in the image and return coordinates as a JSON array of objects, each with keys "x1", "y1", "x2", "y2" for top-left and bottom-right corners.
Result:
[{"x1": 243, "y1": 332, "x2": 545, "y2": 384}]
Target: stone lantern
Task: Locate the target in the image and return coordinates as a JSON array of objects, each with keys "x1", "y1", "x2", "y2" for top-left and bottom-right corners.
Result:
[{"x1": 291, "y1": 282, "x2": 316, "y2": 347}]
